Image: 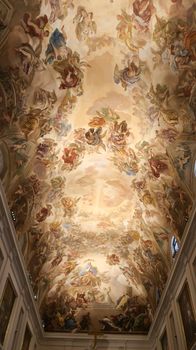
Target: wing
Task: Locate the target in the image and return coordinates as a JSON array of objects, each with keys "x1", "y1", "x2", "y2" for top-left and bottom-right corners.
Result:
[
  {"x1": 100, "y1": 130, "x2": 107, "y2": 139},
  {"x1": 75, "y1": 23, "x2": 83, "y2": 41},
  {"x1": 92, "y1": 21, "x2": 97, "y2": 34},
  {"x1": 73, "y1": 6, "x2": 86, "y2": 23},
  {"x1": 114, "y1": 64, "x2": 121, "y2": 84},
  {"x1": 98, "y1": 142, "x2": 106, "y2": 151}
]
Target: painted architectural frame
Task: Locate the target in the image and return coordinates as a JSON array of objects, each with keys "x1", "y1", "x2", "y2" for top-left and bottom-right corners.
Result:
[
  {"x1": 193, "y1": 257, "x2": 196, "y2": 279},
  {"x1": 0, "y1": 246, "x2": 3, "y2": 271},
  {"x1": 178, "y1": 281, "x2": 196, "y2": 350},
  {"x1": 21, "y1": 324, "x2": 32, "y2": 350},
  {"x1": 0, "y1": 277, "x2": 16, "y2": 345},
  {"x1": 160, "y1": 329, "x2": 169, "y2": 350},
  {"x1": 169, "y1": 311, "x2": 179, "y2": 350}
]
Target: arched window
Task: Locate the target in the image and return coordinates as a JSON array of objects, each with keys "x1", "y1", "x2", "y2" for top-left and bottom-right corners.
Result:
[{"x1": 171, "y1": 236, "x2": 180, "y2": 258}]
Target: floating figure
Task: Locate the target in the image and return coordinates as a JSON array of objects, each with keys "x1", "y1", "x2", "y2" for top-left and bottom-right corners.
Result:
[
  {"x1": 47, "y1": 0, "x2": 62, "y2": 23},
  {"x1": 62, "y1": 146, "x2": 79, "y2": 167},
  {"x1": 169, "y1": 0, "x2": 186, "y2": 18},
  {"x1": 61, "y1": 196, "x2": 79, "y2": 217},
  {"x1": 36, "y1": 204, "x2": 52, "y2": 222},
  {"x1": 149, "y1": 156, "x2": 168, "y2": 178},
  {"x1": 7, "y1": 13, "x2": 48, "y2": 77},
  {"x1": 45, "y1": 28, "x2": 68, "y2": 64},
  {"x1": 73, "y1": 6, "x2": 97, "y2": 41},
  {"x1": 46, "y1": 0, "x2": 74, "y2": 23},
  {"x1": 114, "y1": 57, "x2": 141, "y2": 90},
  {"x1": 54, "y1": 61, "x2": 81, "y2": 89},
  {"x1": 99, "y1": 315, "x2": 121, "y2": 332},
  {"x1": 21, "y1": 13, "x2": 49, "y2": 39},
  {"x1": 51, "y1": 50, "x2": 86, "y2": 91},
  {"x1": 132, "y1": 0, "x2": 155, "y2": 32},
  {"x1": 85, "y1": 127, "x2": 106, "y2": 150},
  {"x1": 79, "y1": 312, "x2": 91, "y2": 331},
  {"x1": 109, "y1": 120, "x2": 129, "y2": 149}
]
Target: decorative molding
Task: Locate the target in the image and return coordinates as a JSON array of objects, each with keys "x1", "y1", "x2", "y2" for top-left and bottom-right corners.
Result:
[
  {"x1": 148, "y1": 202, "x2": 196, "y2": 341},
  {"x1": 0, "y1": 180, "x2": 195, "y2": 349},
  {"x1": 0, "y1": 181, "x2": 44, "y2": 340},
  {"x1": 167, "y1": 137, "x2": 196, "y2": 200}
]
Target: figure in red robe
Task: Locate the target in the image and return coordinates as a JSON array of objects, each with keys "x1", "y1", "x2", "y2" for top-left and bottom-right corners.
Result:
[{"x1": 132, "y1": 0, "x2": 155, "y2": 32}]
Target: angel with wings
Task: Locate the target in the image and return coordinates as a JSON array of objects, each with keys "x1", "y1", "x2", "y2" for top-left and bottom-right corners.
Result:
[{"x1": 73, "y1": 6, "x2": 97, "y2": 41}]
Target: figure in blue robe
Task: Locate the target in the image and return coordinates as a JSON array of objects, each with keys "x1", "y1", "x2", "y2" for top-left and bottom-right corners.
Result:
[{"x1": 45, "y1": 28, "x2": 67, "y2": 64}]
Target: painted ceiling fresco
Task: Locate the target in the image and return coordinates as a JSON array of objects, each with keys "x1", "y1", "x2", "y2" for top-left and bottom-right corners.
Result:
[{"x1": 0, "y1": 0, "x2": 195, "y2": 335}]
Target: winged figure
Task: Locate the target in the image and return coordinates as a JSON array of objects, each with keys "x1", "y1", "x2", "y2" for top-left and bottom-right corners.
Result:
[{"x1": 73, "y1": 6, "x2": 97, "y2": 41}]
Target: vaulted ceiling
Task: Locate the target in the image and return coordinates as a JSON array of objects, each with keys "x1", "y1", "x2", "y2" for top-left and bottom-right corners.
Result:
[{"x1": 0, "y1": 0, "x2": 195, "y2": 335}]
